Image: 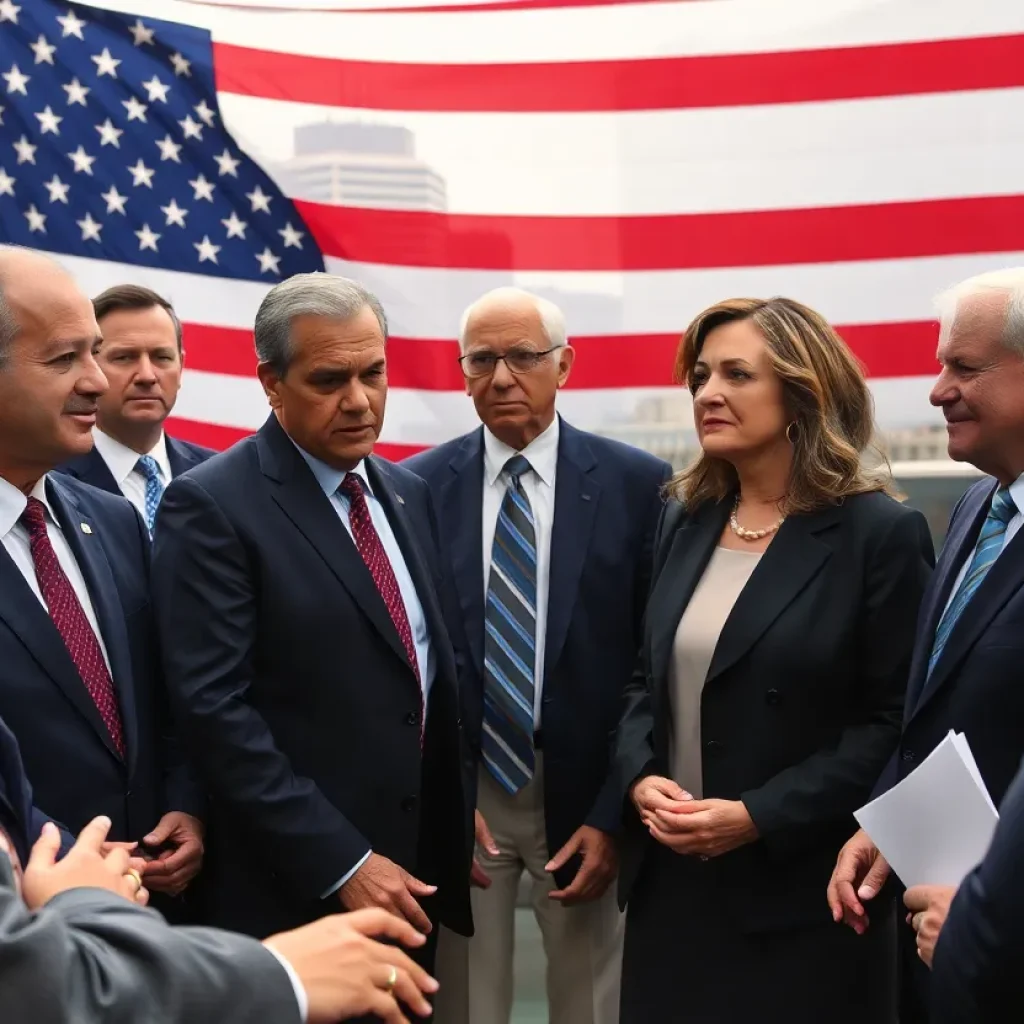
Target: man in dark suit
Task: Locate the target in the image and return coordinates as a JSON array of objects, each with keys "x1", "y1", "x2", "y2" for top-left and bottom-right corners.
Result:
[
  {"x1": 57, "y1": 285, "x2": 214, "y2": 532},
  {"x1": 404, "y1": 287, "x2": 671, "y2": 1024},
  {"x1": 0, "y1": 249, "x2": 204, "y2": 908},
  {"x1": 828, "y1": 268, "x2": 1024, "y2": 1022},
  {"x1": 150, "y1": 274, "x2": 473, "y2": 977}
]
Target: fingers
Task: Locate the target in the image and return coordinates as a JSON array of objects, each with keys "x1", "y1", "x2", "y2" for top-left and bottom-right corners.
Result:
[
  {"x1": 142, "y1": 815, "x2": 176, "y2": 846},
  {"x1": 858, "y1": 855, "x2": 890, "y2": 901},
  {"x1": 74, "y1": 816, "x2": 114, "y2": 854},
  {"x1": 544, "y1": 833, "x2": 581, "y2": 873},
  {"x1": 396, "y1": 890, "x2": 432, "y2": 934},
  {"x1": 103, "y1": 845, "x2": 132, "y2": 877},
  {"x1": 344, "y1": 908, "x2": 428, "y2": 949},
  {"x1": 366, "y1": 990, "x2": 411, "y2": 1024},
  {"x1": 475, "y1": 813, "x2": 499, "y2": 858},
  {"x1": 371, "y1": 955, "x2": 437, "y2": 1012},
  {"x1": 470, "y1": 859, "x2": 492, "y2": 889},
  {"x1": 26, "y1": 821, "x2": 62, "y2": 871},
  {"x1": 402, "y1": 872, "x2": 438, "y2": 898}
]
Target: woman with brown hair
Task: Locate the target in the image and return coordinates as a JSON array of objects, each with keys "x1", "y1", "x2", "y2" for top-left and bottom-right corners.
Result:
[{"x1": 614, "y1": 297, "x2": 934, "y2": 1022}]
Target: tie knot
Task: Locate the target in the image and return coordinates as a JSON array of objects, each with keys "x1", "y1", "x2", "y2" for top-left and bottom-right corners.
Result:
[
  {"x1": 20, "y1": 496, "x2": 48, "y2": 537},
  {"x1": 504, "y1": 455, "x2": 531, "y2": 481},
  {"x1": 338, "y1": 473, "x2": 364, "y2": 500},
  {"x1": 991, "y1": 487, "x2": 1017, "y2": 525},
  {"x1": 136, "y1": 455, "x2": 162, "y2": 483}
]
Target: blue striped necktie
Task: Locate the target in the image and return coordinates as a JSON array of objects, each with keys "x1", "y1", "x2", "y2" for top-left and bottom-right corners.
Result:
[
  {"x1": 135, "y1": 455, "x2": 165, "y2": 534},
  {"x1": 928, "y1": 486, "x2": 1017, "y2": 676},
  {"x1": 483, "y1": 454, "x2": 537, "y2": 795}
]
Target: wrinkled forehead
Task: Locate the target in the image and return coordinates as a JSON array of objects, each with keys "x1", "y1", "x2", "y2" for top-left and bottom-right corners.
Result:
[
  {"x1": 941, "y1": 289, "x2": 1010, "y2": 351},
  {"x1": 2, "y1": 271, "x2": 97, "y2": 344},
  {"x1": 464, "y1": 306, "x2": 547, "y2": 352}
]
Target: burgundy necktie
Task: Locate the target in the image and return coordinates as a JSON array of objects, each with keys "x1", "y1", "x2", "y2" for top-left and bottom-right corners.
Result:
[
  {"x1": 20, "y1": 497, "x2": 126, "y2": 758},
  {"x1": 338, "y1": 475, "x2": 424, "y2": 710}
]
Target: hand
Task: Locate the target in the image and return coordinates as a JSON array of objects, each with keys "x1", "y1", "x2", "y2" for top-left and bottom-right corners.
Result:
[
  {"x1": 472, "y1": 810, "x2": 499, "y2": 889},
  {"x1": 341, "y1": 853, "x2": 437, "y2": 934},
  {"x1": 827, "y1": 828, "x2": 891, "y2": 934},
  {"x1": 264, "y1": 907, "x2": 438, "y2": 1024},
  {"x1": 546, "y1": 825, "x2": 618, "y2": 906},
  {"x1": 0, "y1": 825, "x2": 23, "y2": 896},
  {"x1": 904, "y1": 884, "x2": 956, "y2": 968},
  {"x1": 648, "y1": 798, "x2": 758, "y2": 857},
  {"x1": 631, "y1": 775, "x2": 693, "y2": 823},
  {"x1": 21, "y1": 816, "x2": 150, "y2": 910},
  {"x1": 139, "y1": 812, "x2": 204, "y2": 896}
]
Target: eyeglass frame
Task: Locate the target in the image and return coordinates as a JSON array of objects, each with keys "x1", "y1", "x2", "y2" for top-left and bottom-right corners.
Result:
[{"x1": 456, "y1": 344, "x2": 565, "y2": 379}]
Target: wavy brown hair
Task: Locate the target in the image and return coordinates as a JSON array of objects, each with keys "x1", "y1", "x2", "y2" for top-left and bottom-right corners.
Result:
[{"x1": 669, "y1": 297, "x2": 895, "y2": 514}]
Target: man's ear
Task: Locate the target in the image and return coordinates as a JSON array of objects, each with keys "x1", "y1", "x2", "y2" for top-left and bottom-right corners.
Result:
[
  {"x1": 556, "y1": 345, "x2": 575, "y2": 389},
  {"x1": 256, "y1": 361, "x2": 283, "y2": 410}
]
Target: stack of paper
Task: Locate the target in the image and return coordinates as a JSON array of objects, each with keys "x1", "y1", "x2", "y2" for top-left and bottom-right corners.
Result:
[{"x1": 854, "y1": 730, "x2": 999, "y2": 888}]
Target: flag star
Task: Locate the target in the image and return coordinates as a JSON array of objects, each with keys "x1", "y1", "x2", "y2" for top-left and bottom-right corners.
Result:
[
  {"x1": 24, "y1": 204, "x2": 46, "y2": 233},
  {"x1": 255, "y1": 247, "x2": 281, "y2": 275},
  {"x1": 62, "y1": 77, "x2": 89, "y2": 105},
  {"x1": 221, "y1": 211, "x2": 247, "y2": 239},
  {"x1": 90, "y1": 48, "x2": 121, "y2": 78},
  {"x1": 122, "y1": 96, "x2": 147, "y2": 122},
  {"x1": 140, "y1": 75, "x2": 169, "y2": 103},
  {"x1": 135, "y1": 223, "x2": 160, "y2": 251},
  {"x1": 189, "y1": 174, "x2": 215, "y2": 202},
  {"x1": 13, "y1": 135, "x2": 36, "y2": 165},
  {"x1": 0, "y1": 1, "x2": 19, "y2": 24},
  {"x1": 100, "y1": 184, "x2": 127, "y2": 214},
  {"x1": 43, "y1": 174, "x2": 69, "y2": 203},
  {"x1": 194, "y1": 100, "x2": 216, "y2": 127},
  {"x1": 178, "y1": 115, "x2": 203, "y2": 141},
  {"x1": 169, "y1": 52, "x2": 191, "y2": 77},
  {"x1": 161, "y1": 198, "x2": 188, "y2": 227},
  {"x1": 57, "y1": 9, "x2": 87, "y2": 39},
  {"x1": 246, "y1": 185, "x2": 272, "y2": 213},
  {"x1": 35, "y1": 105, "x2": 63, "y2": 135},
  {"x1": 128, "y1": 18, "x2": 154, "y2": 46},
  {"x1": 30, "y1": 35, "x2": 57, "y2": 65},
  {"x1": 127, "y1": 158, "x2": 155, "y2": 187},
  {"x1": 67, "y1": 144, "x2": 95, "y2": 174},
  {"x1": 155, "y1": 134, "x2": 182, "y2": 163},
  {"x1": 95, "y1": 118, "x2": 123, "y2": 148},
  {"x1": 0, "y1": 166, "x2": 14, "y2": 196},
  {"x1": 194, "y1": 235, "x2": 220, "y2": 264},
  {"x1": 77, "y1": 212, "x2": 102, "y2": 242},
  {"x1": 3, "y1": 64, "x2": 30, "y2": 96},
  {"x1": 214, "y1": 148, "x2": 240, "y2": 177},
  {"x1": 278, "y1": 222, "x2": 305, "y2": 249}
]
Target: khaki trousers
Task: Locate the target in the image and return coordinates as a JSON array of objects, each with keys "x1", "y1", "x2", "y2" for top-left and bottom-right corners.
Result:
[{"x1": 434, "y1": 757, "x2": 624, "y2": 1024}]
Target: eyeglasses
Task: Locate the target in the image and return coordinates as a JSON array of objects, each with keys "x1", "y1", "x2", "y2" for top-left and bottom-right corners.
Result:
[{"x1": 457, "y1": 346, "x2": 562, "y2": 379}]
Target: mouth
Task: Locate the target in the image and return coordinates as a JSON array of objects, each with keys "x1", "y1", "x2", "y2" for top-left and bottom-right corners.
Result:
[
  {"x1": 335, "y1": 424, "x2": 374, "y2": 435},
  {"x1": 702, "y1": 418, "x2": 732, "y2": 430},
  {"x1": 127, "y1": 396, "x2": 163, "y2": 403},
  {"x1": 66, "y1": 411, "x2": 97, "y2": 426}
]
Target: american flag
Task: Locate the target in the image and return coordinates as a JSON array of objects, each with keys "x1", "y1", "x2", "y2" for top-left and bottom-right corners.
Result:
[{"x1": 3, "y1": 0, "x2": 1024, "y2": 459}]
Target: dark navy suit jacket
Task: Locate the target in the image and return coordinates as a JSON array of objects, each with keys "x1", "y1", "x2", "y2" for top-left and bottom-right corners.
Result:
[
  {"x1": 0, "y1": 715, "x2": 47, "y2": 867},
  {"x1": 57, "y1": 435, "x2": 215, "y2": 494},
  {"x1": 404, "y1": 418, "x2": 671, "y2": 885},
  {"x1": 0, "y1": 475, "x2": 202, "y2": 846}
]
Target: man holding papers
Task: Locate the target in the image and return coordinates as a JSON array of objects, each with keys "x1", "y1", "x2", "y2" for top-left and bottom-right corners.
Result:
[{"x1": 827, "y1": 268, "x2": 1024, "y2": 1023}]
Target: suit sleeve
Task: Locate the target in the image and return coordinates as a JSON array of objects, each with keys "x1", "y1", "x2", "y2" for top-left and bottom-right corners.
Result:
[
  {"x1": 151, "y1": 476, "x2": 371, "y2": 902},
  {"x1": 741, "y1": 507, "x2": 935, "y2": 855},
  {"x1": 0, "y1": 858, "x2": 301, "y2": 1024},
  {"x1": 585, "y1": 459, "x2": 672, "y2": 834}
]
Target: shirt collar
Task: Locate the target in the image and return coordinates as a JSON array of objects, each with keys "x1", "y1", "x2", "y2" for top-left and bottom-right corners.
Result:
[
  {"x1": 483, "y1": 416, "x2": 559, "y2": 487},
  {"x1": 0, "y1": 474, "x2": 59, "y2": 540},
  {"x1": 92, "y1": 429, "x2": 171, "y2": 487},
  {"x1": 1007, "y1": 472, "x2": 1024, "y2": 515},
  {"x1": 292, "y1": 440, "x2": 374, "y2": 499}
]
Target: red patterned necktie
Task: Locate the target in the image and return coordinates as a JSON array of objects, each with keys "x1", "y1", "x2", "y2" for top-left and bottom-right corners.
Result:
[
  {"x1": 20, "y1": 498, "x2": 125, "y2": 758},
  {"x1": 339, "y1": 475, "x2": 423, "y2": 702}
]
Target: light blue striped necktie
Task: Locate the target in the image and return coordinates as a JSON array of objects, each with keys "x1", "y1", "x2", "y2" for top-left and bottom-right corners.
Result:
[
  {"x1": 483, "y1": 454, "x2": 537, "y2": 795},
  {"x1": 135, "y1": 455, "x2": 165, "y2": 534},
  {"x1": 928, "y1": 486, "x2": 1017, "y2": 676}
]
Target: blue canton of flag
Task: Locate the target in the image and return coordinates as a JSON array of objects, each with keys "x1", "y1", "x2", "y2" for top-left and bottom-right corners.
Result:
[{"x1": 0, "y1": 0, "x2": 324, "y2": 281}]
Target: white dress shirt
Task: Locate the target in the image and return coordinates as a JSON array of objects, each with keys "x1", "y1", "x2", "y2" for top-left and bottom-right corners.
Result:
[
  {"x1": 0, "y1": 474, "x2": 112, "y2": 673},
  {"x1": 92, "y1": 429, "x2": 172, "y2": 519},
  {"x1": 482, "y1": 417, "x2": 559, "y2": 727}
]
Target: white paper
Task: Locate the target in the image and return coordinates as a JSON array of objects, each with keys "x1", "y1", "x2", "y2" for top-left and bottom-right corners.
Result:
[{"x1": 854, "y1": 730, "x2": 999, "y2": 888}]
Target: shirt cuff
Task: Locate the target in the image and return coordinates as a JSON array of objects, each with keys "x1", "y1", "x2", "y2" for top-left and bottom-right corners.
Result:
[
  {"x1": 320, "y1": 849, "x2": 372, "y2": 900},
  {"x1": 264, "y1": 945, "x2": 309, "y2": 1023}
]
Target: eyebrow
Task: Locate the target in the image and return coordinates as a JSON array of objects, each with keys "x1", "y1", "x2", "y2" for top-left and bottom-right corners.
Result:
[{"x1": 694, "y1": 356, "x2": 753, "y2": 369}]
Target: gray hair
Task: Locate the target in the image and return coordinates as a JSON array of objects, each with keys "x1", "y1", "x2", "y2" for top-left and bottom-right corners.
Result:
[
  {"x1": 253, "y1": 272, "x2": 388, "y2": 375},
  {"x1": 458, "y1": 287, "x2": 567, "y2": 352},
  {"x1": 0, "y1": 283, "x2": 17, "y2": 369},
  {"x1": 935, "y1": 267, "x2": 1024, "y2": 356}
]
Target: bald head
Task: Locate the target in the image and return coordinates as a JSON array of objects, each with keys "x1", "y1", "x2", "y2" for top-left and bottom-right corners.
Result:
[
  {"x1": 0, "y1": 249, "x2": 82, "y2": 366},
  {"x1": 458, "y1": 287, "x2": 566, "y2": 352}
]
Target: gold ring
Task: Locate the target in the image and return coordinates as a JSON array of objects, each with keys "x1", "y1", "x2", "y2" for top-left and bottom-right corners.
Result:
[
  {"x1": 385, "y1": 965, "x2": 398, "y2": 993},
  {"x1": 125, "y1": 868, "x2": 143, "y2": 891}
]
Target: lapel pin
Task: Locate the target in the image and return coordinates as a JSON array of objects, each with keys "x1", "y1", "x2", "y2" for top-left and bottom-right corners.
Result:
[
  {"x1": 80, "y1": 523, "x2": 93, "y2": 535},
  {"x1": 581, "y1": 493, "x2": 592, "y2": 501},
  {"x1": 396, "y1": 494, "x2": 405, "y2": 505}
]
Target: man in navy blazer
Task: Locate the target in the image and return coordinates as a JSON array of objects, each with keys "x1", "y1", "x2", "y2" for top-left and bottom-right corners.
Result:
[
  {"x1": 828, "y1": 268, "x2": 1024, "y2": 1023},
  {"x1": 405, "y1": 287, "x2": 671, "y2": 1024},
  {"x1": 57, "y1": 285, "x2": 214, "y2": 533},
  {"x1": 0, "y1": 250, "x2": 204, "y2": 911}
]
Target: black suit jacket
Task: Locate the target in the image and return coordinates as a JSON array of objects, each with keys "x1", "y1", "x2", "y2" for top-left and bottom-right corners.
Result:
[
  {"x1": 931, "y1": 755, "x2": 1024, "y2": 1024},
  {"x1": 0, "y1": 476, "x2": 202, "y2": 845},
  {"x1": 57, "y1": 435, "x2": 215, "y2": 494},
  {"x1": 615, "y1": 490, "x2": 934, "y2": 932},
  {"x1": 404, "y1": 419, "x2": 671, "y2": 882},
  {"x1": 150, "y1": 415, "x2": 473, "y2": 939},
  {"x1": 0, "y1": 714, "x2": 50, "y2": 867}
]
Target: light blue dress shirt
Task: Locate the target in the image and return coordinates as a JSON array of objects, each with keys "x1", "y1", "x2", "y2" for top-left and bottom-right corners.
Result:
[{"x1": 294, "y1": 446, "x2": 435, "y2": 898}]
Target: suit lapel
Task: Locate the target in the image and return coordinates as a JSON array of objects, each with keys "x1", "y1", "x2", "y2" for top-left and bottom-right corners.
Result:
[
  {"x1": 167, "y1": 437, "x2": 200, "y2": 479},
  {"x1": 65, "y1": 448, "x2": 120, "y2": 495},
  {"x1": 544, "y1": 423, "x2": 599, "y2": 679}
]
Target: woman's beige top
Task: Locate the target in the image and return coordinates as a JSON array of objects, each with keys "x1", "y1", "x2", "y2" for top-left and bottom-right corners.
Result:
[{"x1": 668, "y1": 546, "x2": 762, "y2": 799}]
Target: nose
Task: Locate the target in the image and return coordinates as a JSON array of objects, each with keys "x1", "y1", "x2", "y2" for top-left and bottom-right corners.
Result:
[
  {"x1": 929, "y1": 367, "x2": 956, "y2": 407},
  {"x1": 693, "y1": 372, "x2": 725, "y2": 408},
  {"x1": 340, "y1": 380, "x2": 371, "y2": 414},
  {"x1": 135, "y1": 355, "x2": 157, "y2": 383},
  {"x1": 80, "y1": 354, "x2": 109, "y2": 398},
  {"x1": 491, "y1": 357, "x2": 516, "y2": 388}
]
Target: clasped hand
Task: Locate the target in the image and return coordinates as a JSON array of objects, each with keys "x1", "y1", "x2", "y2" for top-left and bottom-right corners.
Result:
[{"x1": 631, "y1": 776, "x2": 757, "y2": 857}]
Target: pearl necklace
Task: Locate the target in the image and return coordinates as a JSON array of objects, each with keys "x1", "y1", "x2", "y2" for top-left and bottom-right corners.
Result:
[{"x1": 729, "y1": 495, "x2": 786, "y2": 542}]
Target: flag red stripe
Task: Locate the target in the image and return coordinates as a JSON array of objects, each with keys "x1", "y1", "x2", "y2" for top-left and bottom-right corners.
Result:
[
  {"x1": 295, "y1": 195, "x2": 1024, "y2": 272},
  {"x1": 213, "y1": 34, "x2": 1024, "y2": 113},
  {"x1": 182, "y1": 320, "x2": 938, "y2": 387}
]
